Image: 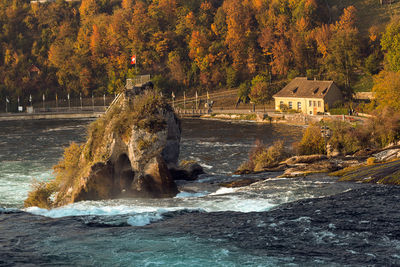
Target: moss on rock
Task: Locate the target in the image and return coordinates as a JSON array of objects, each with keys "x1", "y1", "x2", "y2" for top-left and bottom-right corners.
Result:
[{"x1": 331, "y1": 159, "x2": 400, "y2": 185}]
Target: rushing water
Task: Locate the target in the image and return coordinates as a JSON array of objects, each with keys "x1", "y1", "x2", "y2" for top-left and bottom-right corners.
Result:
[{"x1": 1, "y1": 118, "x2": 399, "y2": 266}]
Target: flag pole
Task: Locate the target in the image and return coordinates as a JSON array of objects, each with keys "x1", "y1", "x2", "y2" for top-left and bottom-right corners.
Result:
[{"x1": 195, "y1": 91, "x2": 198, "y2": 110}]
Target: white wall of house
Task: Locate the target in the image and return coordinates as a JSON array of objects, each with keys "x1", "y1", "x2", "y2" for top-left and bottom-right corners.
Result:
[{"x1": 274, "y1": 97, "x2": 325, "y2": 115}]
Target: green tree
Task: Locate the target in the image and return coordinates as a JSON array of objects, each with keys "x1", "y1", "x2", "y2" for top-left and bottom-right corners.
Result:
[
  {"x1": 249, "y1": 75, "x2": 273, "y2": 106},
  {"x1": 381, "y1": 18, "x2": 400, "y2": 72}
]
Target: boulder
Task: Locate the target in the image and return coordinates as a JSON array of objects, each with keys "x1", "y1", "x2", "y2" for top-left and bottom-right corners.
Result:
[
  {"x1": 219, "y1": 178, "x2": 259, "y2": 188},
  {"x1": 281, "y1": 160, "x2": 339, "y2": 178},
  {"x1": 283, "y1": 154, "x2": 327, "y2": 165},
  {"x1": 131, "y1": 156, "x2": 178, "y2": 198},
  {"x1": 169, "y1": 162, "x2": 205, "y2": 181}
]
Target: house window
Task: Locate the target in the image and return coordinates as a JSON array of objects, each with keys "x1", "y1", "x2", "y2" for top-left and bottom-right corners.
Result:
[
  {"x1": 297, "y1": 102, "x2": 301, "y2": 110},
  {"x1": 309, "y1": 100, "x2": 312, "y2": 107},
  {"x1": 288, "y1": 102, "x2": 292, "y2": 109},
  {"x1": 310, "y1": 111, "x2": 312, "y2": 115},
  {"x1": 313, "y1": 101, "x2": 316, "y2": 106},
  {"x1": 318, "y1": 101, "x2": 321, "y2": 107}
]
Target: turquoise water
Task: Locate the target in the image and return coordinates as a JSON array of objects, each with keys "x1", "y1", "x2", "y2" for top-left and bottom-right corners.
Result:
[{"x1": 1, "y1": 119, "x2": 367, "y2": 266}]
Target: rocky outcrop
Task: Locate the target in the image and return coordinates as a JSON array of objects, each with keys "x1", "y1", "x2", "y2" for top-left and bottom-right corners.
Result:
[{"x1": 28, "y1": 91, "x2": 187, "y2": 208}]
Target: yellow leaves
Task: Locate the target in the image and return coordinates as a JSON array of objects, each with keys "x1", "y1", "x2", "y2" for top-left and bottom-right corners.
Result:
[
  {"x1": 372, "y1": 71, "x2": 400, "y2": 111},
  {"x1": 4, "y1": 48, "x2": 15, "y2": 65}
]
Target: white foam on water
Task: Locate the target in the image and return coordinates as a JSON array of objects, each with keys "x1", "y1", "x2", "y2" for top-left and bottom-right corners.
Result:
[
  {"x1": 209, "y1": 187, "x2": 238, "y2": 196},
  {"x1": 196, "y1": 141, "x2": 252, "y2": 148},
  {"x1": 25, "y1": 204, "x2": 175, "y2": 218},
  {"x1": 127, "y1": 212, "x2": 164, "y2": 226},
  {"x1": 201, "y1": 163, "x2": 213, "y2": 169},
  {"x1": 175, "y1": 191, "x2": 209, "y2": 198}
]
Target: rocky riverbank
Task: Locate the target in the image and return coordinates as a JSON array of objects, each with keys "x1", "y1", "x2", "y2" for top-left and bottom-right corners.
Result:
[{"x1": 235, "y1": 146, "x2": 400, "y2": 186}]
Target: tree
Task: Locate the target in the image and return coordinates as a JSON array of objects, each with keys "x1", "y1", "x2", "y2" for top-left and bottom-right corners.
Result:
[
  {"x1": 381, "y1": 18, "x2": 400, "y2": 72},
  {"x1": 372, "y1": 71, "x2": 400, "y2": 111},
  {"x1": 316, "y1": 6, "x2": 360, "y2": 97},
  {"x1": 249, "y1": 75, "x2": 273, "y2": 107}
]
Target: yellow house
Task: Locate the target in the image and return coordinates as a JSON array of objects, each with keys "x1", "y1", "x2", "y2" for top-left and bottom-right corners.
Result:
[{"x1": 273, "y1": 77, "x2": 343, "y2": 115}]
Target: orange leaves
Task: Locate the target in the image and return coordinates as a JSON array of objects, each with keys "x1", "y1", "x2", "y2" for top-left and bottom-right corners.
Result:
[
  {"x1": 313, "y1": 24, "x2": 331, "y2": 58},
  {"x1": 223, "y1": 0, "x2": 253, "y2": 69},
  {"x1": 200, "y1": 1, "x2": 213, "y2": 12},
  {"x1": 258, "y1": 26, "x2": 274, "y2": 54},
  {"x1": 89, "y1": 24, "x2": 101, "y2": 57},
  {"x1": 335, "y1": 6, "x2": 357, "y2": 32},
  {"x1": 189, "y1": 31, "x2": 207, "y2": 59},
  {"x1": 369, "y1": 26, "x2": 379, "y2": 43},
  {"x1": 296, "y1": 17, "x2": 309, "y2": 32},
  {"x1": 185, "y1": 12, "x2": 196, "y2": 30}
]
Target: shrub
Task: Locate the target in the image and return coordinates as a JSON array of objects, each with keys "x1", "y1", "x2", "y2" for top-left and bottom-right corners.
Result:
[
  {"x1": 328, "y1": 120, "x2": 367, "y2": 155},
  {"x1": 24, "y1": 180, "x2": 54, "y2": 208},
  {"x1": 239, "y1": 140, "x2": 290, "y2": 172},
  {"x1": 367, "y1": 107, "x2": 400, "y2": 148},
  {"x1": 296, "y1": 123, "x2": 325, "y2": 155},
  {"x1": 53, "y1": 142, "x2": 83, "y2": 192}
]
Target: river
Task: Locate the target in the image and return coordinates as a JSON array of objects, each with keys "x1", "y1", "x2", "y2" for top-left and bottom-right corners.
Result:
[{"x1": 1, "y1": 118, "x2": 399, "y2": 266}]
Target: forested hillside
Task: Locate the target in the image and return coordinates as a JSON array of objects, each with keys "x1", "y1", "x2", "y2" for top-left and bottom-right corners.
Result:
[{"x1": 0, "y1": 0, "x2": 388, "y2": 105}]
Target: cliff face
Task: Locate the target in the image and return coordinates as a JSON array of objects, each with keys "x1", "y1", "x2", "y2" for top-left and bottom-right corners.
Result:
[{"x1": 26, "y1": 91, "x2": 181, "y2": 208}]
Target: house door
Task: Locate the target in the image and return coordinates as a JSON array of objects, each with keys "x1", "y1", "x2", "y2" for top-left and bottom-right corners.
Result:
[{"x1": 313, "y1": 107, "x2": 317, "y2": 115}]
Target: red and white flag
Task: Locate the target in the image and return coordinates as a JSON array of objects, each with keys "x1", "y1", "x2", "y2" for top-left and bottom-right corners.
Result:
[{"x1": 131, "y1": 55, "x2": 136, "y2": 65}]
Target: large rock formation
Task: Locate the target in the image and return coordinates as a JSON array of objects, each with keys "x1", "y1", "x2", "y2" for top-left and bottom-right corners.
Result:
[{"x1": 26, "y1": 91, "x2": 187, "y2": 208}]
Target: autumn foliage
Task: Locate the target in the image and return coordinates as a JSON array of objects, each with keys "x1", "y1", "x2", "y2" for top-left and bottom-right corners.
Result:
[{"x1": 0, "y1": 0, "x2": 368, "y2": 104}]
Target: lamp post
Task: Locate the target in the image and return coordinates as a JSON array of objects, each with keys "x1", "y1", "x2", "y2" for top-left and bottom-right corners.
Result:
[
  {"x1": 67, "y1": 93, "x2": 70, "y2": 110},
  {"x1": 80, "y1": 92, "x2": 83, "y2": 110}
]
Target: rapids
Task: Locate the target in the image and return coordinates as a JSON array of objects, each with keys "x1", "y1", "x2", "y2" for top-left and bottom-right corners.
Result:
[{"x1": 1, "y1": 118, "x2": 399, "y2": 266}]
